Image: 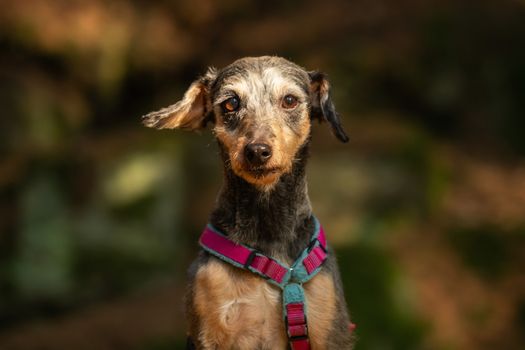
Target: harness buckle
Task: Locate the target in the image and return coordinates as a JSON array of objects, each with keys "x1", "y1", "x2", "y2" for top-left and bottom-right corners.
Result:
[
  {"x1": 285, "y1": 315, "x2": 309, "y2": 339},
  {"x1": 244, "y1": 249, "x2": 258, "y2": 269}
]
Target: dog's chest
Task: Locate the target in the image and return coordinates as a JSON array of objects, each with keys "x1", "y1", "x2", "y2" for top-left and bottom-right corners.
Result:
[{"x1": 193, "y1": 258, "x2": 337, "y2": 350}]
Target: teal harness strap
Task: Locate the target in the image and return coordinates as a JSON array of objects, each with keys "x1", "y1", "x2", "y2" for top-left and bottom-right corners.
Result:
[{"x1": 199, "y1": 217, "x2": 328, "y2": 350}]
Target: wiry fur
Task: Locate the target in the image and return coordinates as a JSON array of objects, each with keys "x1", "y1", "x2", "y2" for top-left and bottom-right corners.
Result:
[{"x1": 143, "y1": 56, "x2": 353, "y2": 349}]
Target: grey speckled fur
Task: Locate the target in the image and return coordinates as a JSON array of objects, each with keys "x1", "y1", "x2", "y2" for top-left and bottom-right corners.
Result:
[{"x1": 143, "y1": 56, "x2": 354, "y2": 349}]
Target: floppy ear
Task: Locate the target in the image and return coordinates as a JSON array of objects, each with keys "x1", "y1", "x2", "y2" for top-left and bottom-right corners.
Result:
[
  {"x1": 142, "y1": 68, "x2": 217, "y2": 130},
  {"x1": 309, "y1": 71, "x2": 349, "y2": 143}
]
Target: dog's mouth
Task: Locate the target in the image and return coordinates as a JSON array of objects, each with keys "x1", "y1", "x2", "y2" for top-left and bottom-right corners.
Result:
[
  {"x1": 245, "y1": 166, "x2": 282, "y2": 178},
  {"x1": 236, "y1": 165, "x2": 284, "y2": 186}
]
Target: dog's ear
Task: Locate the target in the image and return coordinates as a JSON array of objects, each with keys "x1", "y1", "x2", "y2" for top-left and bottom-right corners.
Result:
[
  {"x1": 309, "y1": 71, "x2": 349, "y2": 143},
  {"x1": 142, "y1": 68, "x2": 217, "y2": 130}
]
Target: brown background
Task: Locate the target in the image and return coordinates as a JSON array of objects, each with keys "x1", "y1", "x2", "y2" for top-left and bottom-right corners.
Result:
[{"x1": 1, "y1": 1, "x2": 525, "y2": 349}]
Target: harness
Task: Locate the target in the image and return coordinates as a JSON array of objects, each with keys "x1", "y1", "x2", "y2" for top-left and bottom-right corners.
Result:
[{"x1": 199, "y1": 217, "x2": 328, "y2": 350}]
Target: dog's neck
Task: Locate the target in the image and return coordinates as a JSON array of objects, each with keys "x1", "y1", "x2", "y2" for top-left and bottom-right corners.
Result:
[{"x1": 209, "y1": 142, "x2": 316, "y2": 262}]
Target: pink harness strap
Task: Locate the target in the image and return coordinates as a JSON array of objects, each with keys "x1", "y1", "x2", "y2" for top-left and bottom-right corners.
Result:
[
  {"x1": 303, "y1": 245, "x2": 327, "y2": 274},
  {"x1": 251, "y1": 255, "x2": 288, "y2": 283},
  {"x1": 200, "y1": 226, "x2": 289, "y2": 283},
  {"x1": 199, "y1": 221, "x2": 334, "y2": 350},
  {"x1": 286, "y1": 302, "x2": 310, "y2": 350},
  {"x1": 200, "y1": 227, "x2": 252, "y2": 265}
]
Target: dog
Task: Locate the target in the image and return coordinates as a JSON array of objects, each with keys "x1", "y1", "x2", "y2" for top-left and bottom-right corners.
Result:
[{"x1": 143, "y1": 56, "x2": 353, "y2": 349}]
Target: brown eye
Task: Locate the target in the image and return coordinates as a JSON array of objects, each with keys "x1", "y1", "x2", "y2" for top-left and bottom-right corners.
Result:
[
  {"x1": 221, "y1": 96, "x2": 240, "y2": 112},
  {"x1": 282, "y1": 95, "x2": 298, "y2": 109}
]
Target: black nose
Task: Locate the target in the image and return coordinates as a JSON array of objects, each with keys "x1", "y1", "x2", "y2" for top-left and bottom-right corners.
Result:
[{"x1": 244, "y1": 143, "x2": 272, "y2": 166}]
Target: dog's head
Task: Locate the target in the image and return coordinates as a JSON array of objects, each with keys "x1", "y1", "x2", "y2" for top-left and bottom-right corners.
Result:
[{"x1": 143, "y1": 56, "x2": 348, "y2": 188}]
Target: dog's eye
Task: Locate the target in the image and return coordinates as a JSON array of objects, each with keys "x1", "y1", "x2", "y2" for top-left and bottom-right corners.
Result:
[
  {"x1": 282, "y1": 95, "x2": 298, "y2": 109},
  {"x1": 221, "y1": 96, "x2": 240, "y2": 113}
]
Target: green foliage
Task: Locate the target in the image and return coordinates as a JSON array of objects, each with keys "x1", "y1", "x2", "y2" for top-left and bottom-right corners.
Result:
[
  {"x1": 338, "y1": 242, "x2": 427, "y2": 350},
  {"x1": 448, "y1": 226, "x2": 522, "y2": 280},
  {"x1": 11, "y1": 172, "x2": 73, "y2": 300}
]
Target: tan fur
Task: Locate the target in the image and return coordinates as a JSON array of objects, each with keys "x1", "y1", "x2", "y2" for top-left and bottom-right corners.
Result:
[
  {"x1": 142, "y1": 81, "x2": 208, "y2": 130},
  {"x1": 194, "y1": 259, "x2": 288, "y2": 350},
  {"x1": 303, "y1": 273, "x2": 337, "y2": 349},
  {"x1": 309, "y1": 77, "x2": 331, "y2": 109},
  {"x1": 271, "y1": 111, "x2": 311, "y2": 172},
  {"x1": 142, "y1": 67, "x2": 217, "y2": 130},
  {"x1": 193, "y1": 259, "x2": 337, "y2": 350},
  {"x1": 212, "y1": 68, "x2": 311, "y2": 189}
]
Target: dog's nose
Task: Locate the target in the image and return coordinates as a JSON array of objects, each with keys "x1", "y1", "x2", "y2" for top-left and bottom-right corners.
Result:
[{"x1": 244, "y1": 143, "x2": 272, "y2": 166}]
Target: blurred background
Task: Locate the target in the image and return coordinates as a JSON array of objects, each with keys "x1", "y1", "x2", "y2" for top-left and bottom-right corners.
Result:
[{"x1": 1, "y1": 0, "x2": 525, "y2": 349}]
